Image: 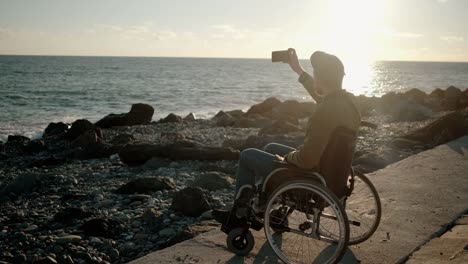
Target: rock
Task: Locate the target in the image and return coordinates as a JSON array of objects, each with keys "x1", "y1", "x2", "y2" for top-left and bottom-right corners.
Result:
[
  {"x1": 161, "y1": 113, "x2": 182, "y2": 123},
  {"x1": 172, "y1": 187, "x2": 213, "y2": 217},
  {"x1": 272, "y1": 100, "x2": 316, "y2": 119},
  {"x1": 43, "y1": 122, "x2": 69, "y2": 138},
  {"x1": 245, "y1": 97, "x2": 281, "y2": 117},
  {"x1": 74, "y1": 143, "x2": 117, "y2": 160},
  {"x1": 65, "y1": 119, "x2": 96, "y2": 141},
  {"x1": 389, "y1": 138, "x2": 425, "y2": 149},
  {"x1": 429, "y1": 88, "x2": 445, "y2": 99},
  {"x1": 115, "y1": 177, "x2": 176, "y2": 194},
  {"x1": 56, "y1": 255, "x2": 74, "y2": 264},
  {"x1": 142, "y1": 157, "x2": 170, "y2": 170},
  {"x1": 56, "y1": 235, "x2": 81, "y2": 245},
  {"x1": 380, "y1": 92, "x2": 401, "y2": 114},
  {"x1": 72, "y1": 129, "x2": 98, "y2": 146},
  {"x1": 403, "y1": 88, "x2": 427, "y2": 104},
  {"x1": 191, "y1": 172, "x2": 233, "y2": 191},
  {"x1": 81, "y1": 218, "x2": 122, "y2": 238},
  {"x1": 391, "y1": 102, "x2": 432, "y2": 122},
  {"x1": 5, "y1": 135, "x2": 30, "y2": 154},
  {"x1": 119, "y1": 144, "x2": 239, "y2": 165},
  {"x1": 213, "y1": 111, "x2": 235, "y2": 127},
  {"x1": 53, "y1": 207, "x2": 95, "y2": 224},
  {"x1": 25, "y1": 139, "x2": 46, "y2": 154},
  {"x1": 402, "y1": 111, "x2": 468, "y2": 146},
  {"x1": 0, "y1": 173, "x2": 41, "y2": 198},
  {"x1": 108, "y1": 248, "x2": 120, "y2": 262},
  {"x1": 158, "y1": 228, "x2": 176, "y2": 237},
  {"x1": 141, "y1": 208, "x2": 162, "y2": 226},
  {"x1": 445, "y1": 86, "x2": 462, "y2": 98},
  {"x1": 183, "y1": 112, "x2": 197, "y2": 121},
  {"x1": 0, "y1": 141, "x2": 4, "y2": 153},
  {"x1": 233, "y1": 116, "x2": 272, "y2": 128},
  {"x1": 225, "y1": 109, "x2": 245, "y2": 118},
  {"x1": 95, "y1": 103, "x2": 154, "y2": 128},
  {"x1": 353, "y1": 147, "x2": 407, "y2": 173},
  {"x1": 110, "y1": 133, "x2": 135, "y2": 145},
  {"x1": 258, "y1": 120, "x2": 301, "y2": 135}
]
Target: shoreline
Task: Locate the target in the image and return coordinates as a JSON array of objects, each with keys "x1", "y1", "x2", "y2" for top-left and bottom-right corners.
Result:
[{"x1": 0, "y1": 87, "x2": 468, "y2": 263}]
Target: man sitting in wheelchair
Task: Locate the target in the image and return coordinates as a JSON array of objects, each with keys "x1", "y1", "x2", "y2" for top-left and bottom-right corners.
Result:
[{"x1": 212, "y1": 48, "x2": 361, "y2": 235}]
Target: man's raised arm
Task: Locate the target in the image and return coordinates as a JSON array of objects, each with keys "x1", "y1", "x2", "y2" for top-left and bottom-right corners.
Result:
[{"x1": 287, "y1": 48, "x2": 323, "y2": 104}]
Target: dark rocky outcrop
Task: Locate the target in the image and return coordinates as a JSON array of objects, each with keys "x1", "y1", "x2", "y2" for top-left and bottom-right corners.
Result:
[
  {"x1": 5, "y1": 135, "x2": 30, "y2": 154},
  {"x1": 272, "y1": 100, "x2": 315, "y2": 120},
  {"x1": 115, "y1": 177, "x2": 176, "y2": 194},
  {"x1": 183, "y1": 113, "x2": 197, "y2": 121},
  {"x1": 74, "y1": 143, "x2": 117, "y2": 160},
  {"x1": 402, "y1": 111, "x2": 468, "y2": 147},
  {"x1": 171, "y1": 187, "x2": 213, "y2": 217},
  {"x1": 95, "y1": 103, "x2": 154, "y2": 128},
  {"x1": 65, "y1": 119, "x2": 97, "y2": 141},
  {"x1": 0, "y1": 174, "x2": 41, "y2": 200},
  {"x1": 213, "y1": 111, "x2": 235, "y2": 127}
]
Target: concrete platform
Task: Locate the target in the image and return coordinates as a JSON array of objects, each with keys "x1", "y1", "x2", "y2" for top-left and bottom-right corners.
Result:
[{"x1": 131, "y1": 136, "x2": 468, "y2": 264}]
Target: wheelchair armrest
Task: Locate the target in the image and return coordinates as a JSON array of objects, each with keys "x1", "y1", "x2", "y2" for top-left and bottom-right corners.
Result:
[{"x1": 273, "y1": 160, "x2": 318, "y2": 174}]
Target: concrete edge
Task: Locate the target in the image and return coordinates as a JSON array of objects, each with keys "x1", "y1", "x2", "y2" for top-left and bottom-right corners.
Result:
[{"x1": 396, "y1": 208, "x2": 468, "y2": 264}]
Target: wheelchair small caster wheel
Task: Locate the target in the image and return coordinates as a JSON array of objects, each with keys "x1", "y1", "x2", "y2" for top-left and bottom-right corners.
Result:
[{"x1": 226, "y1": 227, "x2": 255, "y2": 256}]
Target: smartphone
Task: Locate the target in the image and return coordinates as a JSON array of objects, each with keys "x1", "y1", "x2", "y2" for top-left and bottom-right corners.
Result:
[{"x1": 272, "y1": 50, "x2": 290, "y2": 63}]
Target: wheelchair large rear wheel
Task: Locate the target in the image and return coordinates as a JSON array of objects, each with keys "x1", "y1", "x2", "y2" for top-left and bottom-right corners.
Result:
[
  {"x1": 264, "y1": 180, "x2": 349, "y2": 264},
  {"x1": 344, "y1": 171, "x2": 382, "y2": 245}
]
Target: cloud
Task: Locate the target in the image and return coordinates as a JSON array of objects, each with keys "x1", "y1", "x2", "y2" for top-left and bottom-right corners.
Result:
[
  {"x1": 210, "y1": 24, "x2": 249, "y2": 39},
  {"x1": 154, "y1": 31, "x2": 177, "y2": 40},
  {"x1": 440, "y1": 35, "x2": 464, "y2": 42}
]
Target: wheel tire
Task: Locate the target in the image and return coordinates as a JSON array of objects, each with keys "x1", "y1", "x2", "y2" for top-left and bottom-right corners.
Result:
[
  {"x1": 346, "y1": 171, "x2": 382, "y2": 245},
  {"x1": 264, "y1": 180, "x2": 349, "y2": 264},
  {"x1": 226, "y1": 227, "x2": 255, "y2": 256}
]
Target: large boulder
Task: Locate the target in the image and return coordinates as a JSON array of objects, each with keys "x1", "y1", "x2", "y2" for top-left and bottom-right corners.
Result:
[
  {"x1": 5, "y1": 135, "x2": 30, "y2": 154},
  {"x1": 74, "y1": 143, "x2": 117, "y2": 160},
  {"x1": 402, "y1": 111, "x2": 468, "y2": 146},
  {"x1": 445, "y1": 86, "x2": 462, "y2": 98},
  {"x1": 43, "y1": 122, "x2": 69, "y2": 138},
  {"x1": 65, "y1": 119, "x2": 96, "y2": 141},
  {"x1": 191, "y1": 172, "x2": 233, "y2": 191},
  {"x1": 213, "y1": 111, "x2": 235, "y2": 127},
  {"x1": 171, "y1": 187, "x2": 213, "y2": 217},
  {"x1": 95, "y1": 103, "x2": 154, "y2": 128},
  {"x1": 429, "y1": 88, "x2": 445, "y2": 99},
  {"x1": 183, "y1": 113, "x2": 197, "y2": 121},
  {"x1": 160, "y1": 113, "x2": 182, "y2": 123},
  {"x1": 24, "y1": 139, "x2": 46, "y2": 154},
  {"x1": 115, "y1": 177, "x2": 176, "y2": 194},
  {"x1": 272, "y1": 100, "x2": 315, "y2": 119},
  {"x1": 403, "y1": 88, "x2": 427, "y2": 105},
  {"x1": 233, "y1": 115, "x2": 272, "y2": 128},
  {"x1": 245, "y1": 97, "x2": 281, "y2": 117}
]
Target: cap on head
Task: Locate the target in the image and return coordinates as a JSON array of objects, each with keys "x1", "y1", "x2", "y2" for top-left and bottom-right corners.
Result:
[{"x1": 310, "y1": 51, "x2": 345, "y2": 89}]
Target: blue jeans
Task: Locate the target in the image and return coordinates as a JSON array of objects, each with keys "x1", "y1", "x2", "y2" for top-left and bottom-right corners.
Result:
[{"x1": 234, "y1": 143, "x2": 296, "y2": 196}]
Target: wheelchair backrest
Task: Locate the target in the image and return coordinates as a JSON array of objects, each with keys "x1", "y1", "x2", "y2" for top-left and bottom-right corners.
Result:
[{"x1": 319, "y1": 126, "x2": 357, "y2": 198}]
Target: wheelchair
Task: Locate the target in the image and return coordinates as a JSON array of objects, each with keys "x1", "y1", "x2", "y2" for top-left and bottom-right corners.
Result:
[{"x1": 221, "y1": 127, "x2": 382, "y2": 264}]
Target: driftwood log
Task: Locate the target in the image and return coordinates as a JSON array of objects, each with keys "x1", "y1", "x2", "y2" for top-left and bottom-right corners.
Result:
[{"x1": 119, "y1": 143, "x2": 239, "y2": 165}]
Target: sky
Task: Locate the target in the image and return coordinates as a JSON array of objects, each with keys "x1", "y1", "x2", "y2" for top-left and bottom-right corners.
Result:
[{"x1": 0, "y1": 0, "x2": 467, "y2": 62}]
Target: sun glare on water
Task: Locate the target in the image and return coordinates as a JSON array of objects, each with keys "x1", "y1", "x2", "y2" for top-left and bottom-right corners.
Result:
[{"x1": 318, "y1": 0, "x2": 389, "y2": 95}]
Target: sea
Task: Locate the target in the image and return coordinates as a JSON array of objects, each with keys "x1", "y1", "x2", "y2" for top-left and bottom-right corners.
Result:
[{"x1": 1, "y1": 55, "x2": 468, "y2": 142}]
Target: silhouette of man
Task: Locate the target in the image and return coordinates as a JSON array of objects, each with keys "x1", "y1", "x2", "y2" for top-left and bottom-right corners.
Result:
[{"x1": 213, "y1": 48, "x2": 361, "y2": 229}]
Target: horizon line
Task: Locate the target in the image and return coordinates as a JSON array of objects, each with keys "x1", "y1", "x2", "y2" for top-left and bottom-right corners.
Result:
[{"x1": 0, "y1": 53, "x2": 467, "y2": 63}]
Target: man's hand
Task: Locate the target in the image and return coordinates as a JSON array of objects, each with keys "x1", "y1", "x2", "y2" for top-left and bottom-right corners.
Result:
[{"x1": 287, "y1": 48, "x2": 305, "y2": 76}]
